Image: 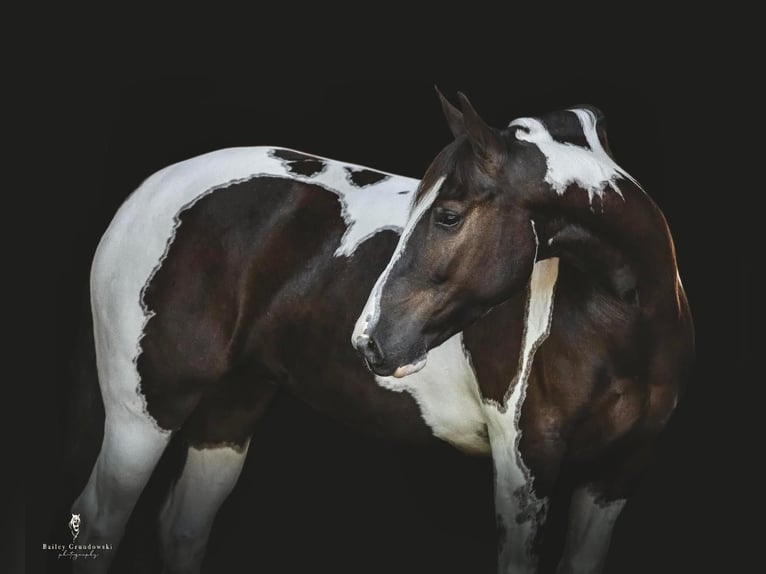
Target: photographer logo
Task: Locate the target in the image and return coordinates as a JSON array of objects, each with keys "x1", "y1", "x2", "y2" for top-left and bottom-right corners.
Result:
[{"x1": 41, "y1": 514, "x2": 113, "y2": 560}]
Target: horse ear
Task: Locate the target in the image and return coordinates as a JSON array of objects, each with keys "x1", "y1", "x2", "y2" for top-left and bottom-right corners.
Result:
[
  {"x1": 457, "y1": 91, "x2": 505, "y2": 171},
  {"x1": 435, "y1": 85, "x2": 465, "y2": 139}
]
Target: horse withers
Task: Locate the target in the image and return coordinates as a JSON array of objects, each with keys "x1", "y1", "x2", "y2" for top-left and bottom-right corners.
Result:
[{"x1": 72, "y1": 90, "x2": 693, "y2": 574}]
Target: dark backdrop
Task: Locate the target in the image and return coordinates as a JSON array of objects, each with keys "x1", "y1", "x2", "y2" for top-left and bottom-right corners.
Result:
[{"x1": 34, "y1": 36, "x2": 750, "y2": 574}]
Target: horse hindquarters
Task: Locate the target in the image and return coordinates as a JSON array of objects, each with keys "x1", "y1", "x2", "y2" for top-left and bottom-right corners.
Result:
[{"x1": 70, "y1": 178, "x2": 228, "y2": 572}]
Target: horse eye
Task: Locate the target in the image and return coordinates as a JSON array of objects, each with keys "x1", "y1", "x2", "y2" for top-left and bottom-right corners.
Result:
[{"x1": 434, "y1": 210, "x2": 462, "y2": 228}]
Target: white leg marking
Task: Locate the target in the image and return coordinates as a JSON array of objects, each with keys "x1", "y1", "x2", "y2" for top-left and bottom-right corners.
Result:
[
  {"x1": 483, "y1": 258, "x2": 560, "y2": 573},
  {"x1": 352, "y1": 176, "x2": 445, "y2": 346},
  {"x1": 485, "y1": 423, "x2": 541, "y2": 574},
  {"x1": 72, "y1": 406, "x2": 171, "y2": 574},
  {"x1": 556, "y1": 487, "x2": 626, "y2": 574},
  {"x1": 159, "y1": 443, "x2": 250, "y2": 574}
]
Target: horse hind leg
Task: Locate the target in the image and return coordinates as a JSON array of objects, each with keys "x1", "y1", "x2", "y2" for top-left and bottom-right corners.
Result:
[
  {"x1": 555, "y1": 441, "x2": 654, "y2": 574},
  {"x1": 71, "y1": 356, "x2": 173, "y2": 574},
  {"x1": 555, "y1": 485, "x2": 626, "y2": 574},
  {"x1": 159, "y1": 442, "x2": 250, "y2": 574},
  {"x1": 159, "y1": 366, "x2": 279, "y2": 574}
]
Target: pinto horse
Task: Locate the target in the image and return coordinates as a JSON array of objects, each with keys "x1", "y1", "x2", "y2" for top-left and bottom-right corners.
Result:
[{"x1": 72, "y1": 91, "x2": 693, "y2": 574}]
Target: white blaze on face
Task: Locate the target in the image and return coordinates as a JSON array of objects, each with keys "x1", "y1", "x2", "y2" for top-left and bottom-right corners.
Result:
[
  {"x1": 351, "y1": 176, "x2": 445, "y2": 375},
  {"x1": 509, "y1": 108, "x2": 642, "y2": 205}
]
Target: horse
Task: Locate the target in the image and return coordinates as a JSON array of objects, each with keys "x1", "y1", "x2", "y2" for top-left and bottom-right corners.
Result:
[{"x1": 71, "y1": 90, "x2": 693, "y2": 574}]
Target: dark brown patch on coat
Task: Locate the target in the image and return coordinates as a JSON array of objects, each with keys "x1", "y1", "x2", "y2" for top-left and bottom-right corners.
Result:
[
  {"x1": 136, "y1": 176, "x2": 438, "y2": 448},
  {"x1": 463, "y1": 293, "x2": 526, "y2": 405},
  {"x1": 270, "y1": 148, "x2": 327, "y2": 177},
  {"x1": 343, "y1": 167, "x2": 390, "y2": 187},
  {"x1": 538, "y1": 110, "x2": 590, "y2": 148}
]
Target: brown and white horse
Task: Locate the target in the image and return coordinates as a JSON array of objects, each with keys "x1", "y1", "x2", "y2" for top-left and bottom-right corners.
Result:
[{"x1": 72, "y1": 91, "x2": 693, "y2": 574}]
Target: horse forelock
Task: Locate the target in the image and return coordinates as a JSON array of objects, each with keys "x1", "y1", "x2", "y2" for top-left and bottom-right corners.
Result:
[
  {"x1": 412, "y1": 139, "x2": 485, "y2": 209},
  {"x1": 413, "y1": 146, "x2": 452, "y2": 208}
]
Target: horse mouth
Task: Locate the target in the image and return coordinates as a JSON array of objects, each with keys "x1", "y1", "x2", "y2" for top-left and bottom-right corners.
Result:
[
  {"x1": 392, "y1": 355, "x2": 428, "y2": 378},
  {"x1": 363, "y1": 354, "x2": 428, "y2": 379}
]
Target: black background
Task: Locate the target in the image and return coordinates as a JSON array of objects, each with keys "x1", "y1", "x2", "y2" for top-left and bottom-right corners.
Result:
[{"x1": 30, "y1": 19, "x2": 752, "y2": 574}]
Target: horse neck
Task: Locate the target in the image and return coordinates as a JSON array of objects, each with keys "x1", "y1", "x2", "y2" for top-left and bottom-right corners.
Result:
[{"x1": 529, "y1": 182, "x2": 681, "y2": 313}]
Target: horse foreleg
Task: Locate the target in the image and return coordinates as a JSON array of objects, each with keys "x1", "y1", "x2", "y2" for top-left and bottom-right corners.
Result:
[
  {"x1": 487, "y1": 418, "x2": 549, "y2": 574},
  {"x1": 159, "y1": 442, "x2": 250, "y2": 574}
]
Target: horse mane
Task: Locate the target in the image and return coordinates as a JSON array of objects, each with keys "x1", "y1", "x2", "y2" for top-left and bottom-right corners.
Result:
[
  {"x1": 414, "y1": 105, "x2": 617, "y2": 211},
  {"x1": 531, "y1": 105, "x2": 614, "y2": 158}
]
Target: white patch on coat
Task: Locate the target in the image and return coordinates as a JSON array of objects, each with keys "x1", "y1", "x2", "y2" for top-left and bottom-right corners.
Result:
[
  {"x1": 482, "y1": 258, "x2": 560, "y2": 572},
  {"x1": 374, "y1": 333, "x2": 490, "y2": 455},
  {"x1": 351, "y1": 177, "x2": 445, "y2": 345},
  {"x1": 90, "y1": 146, "x2": 417, "y2": 429},
  {"x1": 327, "y1": 166, "x2": 418, "y2": 257},
  {"x1": 159, "y1": 443, "x2": 250, "y2": 572},
  {"x1": 557, "y1": 487, "x2": 626, "y2": 574},
  {"x1": 509, "y1": 109, "x2": 640, "y2": 204}
]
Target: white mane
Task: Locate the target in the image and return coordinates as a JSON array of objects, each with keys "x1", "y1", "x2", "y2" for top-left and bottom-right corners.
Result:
[{"x1": 509, "y1": 108, "x2": 642, "y2": 205}]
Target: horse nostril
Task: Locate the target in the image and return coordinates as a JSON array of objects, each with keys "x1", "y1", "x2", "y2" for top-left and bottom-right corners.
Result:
[{"x1": 357, "y1": 335, "x2": 385, "y2": 367}]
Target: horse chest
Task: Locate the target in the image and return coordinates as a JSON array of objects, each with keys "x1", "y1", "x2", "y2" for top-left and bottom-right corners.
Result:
[
  {"x1": 373, "y1": 334, "x2": 491, "y2": 455},
  {"x1": 371, "y1": 259, "x2": 562, "y2": 458}
]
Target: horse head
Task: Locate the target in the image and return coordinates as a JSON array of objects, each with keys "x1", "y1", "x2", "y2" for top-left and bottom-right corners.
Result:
[{"x1": 353, "y1": 90, "x2": 551, "y2": 378}]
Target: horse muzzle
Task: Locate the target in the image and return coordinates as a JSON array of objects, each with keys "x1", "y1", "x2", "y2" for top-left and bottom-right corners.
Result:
[{"x1": 353, "y1": 334, "x2": 428, "y2": 378}]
